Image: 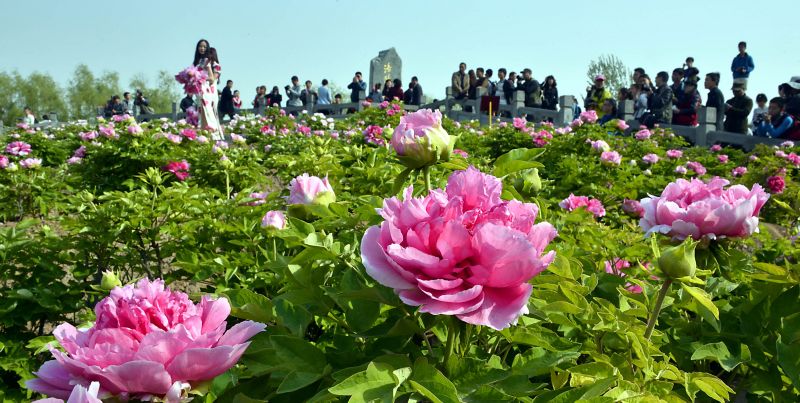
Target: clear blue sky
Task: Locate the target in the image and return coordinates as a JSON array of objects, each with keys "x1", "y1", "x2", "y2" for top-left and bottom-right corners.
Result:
[{"x1": 2, "y1": 0, "x2": 799, "y2": 109}]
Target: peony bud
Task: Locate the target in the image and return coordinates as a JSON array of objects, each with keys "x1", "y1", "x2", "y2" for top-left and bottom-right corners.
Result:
[
  {"x1": 512, "y1": 168, "x2": 542, "y2": 196},
  {"x1": 100, "y1": 271, "x2": 122, "y2": 291},
  {"x1": 658, "y1": 238, "x2": 698, "y2": 279},
  {"x1": 287, "y1": 173, "x2": 336, "y2": 207},
  {"x1": 261, "y1": 210, "x2": 287, "y2": 229},
  {"x1": 391, "y1": 109, "x2": 455, "y2": 169}
]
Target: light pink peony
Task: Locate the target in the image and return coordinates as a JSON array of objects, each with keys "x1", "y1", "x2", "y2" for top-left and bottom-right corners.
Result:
[
  {"x1": 710, "y1": 144, "x2": 722, "y2": 152},
  {"x1": 360, "y1": 167, "x2": 557, "y2": 330},
  {"x1": 261, "y1": 210, "x2": 287, "y2": 229},
  {"x1": 600, "y1": 151, "x2": 622, "y2": 165},
  {"x1": 786, "y1": 152, "x2": 800, "y2": 167},
  {"x1": 781, "y1": 141, "x2": 795, "y2": 148},
  {"x1": 79, "y1": 131, "x2": 98, "y2": 141},
  {"x1": 732, "y1": 166, "x2": 747, "y2": 177},
  {"x1": 675, "y1": 165, "x2": 688, "y2": 174},
  {"x1": 749, "y1": 155, "x2": 759, "y2": 162},
  {"x1": 175, "y1": 66, "x2": 209, "y2": 95},
  {"x1": 580, "y1": 110, "x2": 598, "y2": 123},
  {"x1": 559, "y1": 194, "x2": 606, "y2": 217},
  {"x1": 26, "y1": 279, "x2": 265, "y2": 401},
  {"x1": 6, "y1": 141, "x2": 32, "y2": 156},
  {"x1": 640, "y1": 177, "x2": 770, "y2": 240},
  {"x1": 512, "y1": 117, "x2": 527, "y2": 130},
  {"x1": 717, "y1": 154, "x2": 729, "y2": 163},
  {"x1": 127, "y1": 124, "x2": 143, "y2": 135},
  {"x1": 287, "y1": 173, "x2": 335, "y2": 206},
  {"x1": 0, "y1": 155, "x2": 8, "y2": 169},
  {"x1": 634, "y1": 129, "x2": 652, "y2": 140},
  {"x1": 587, "y1": 139, "x2": 610, "y2": 152},
  {"x1": 34, "y1": 381, "x2": 103, "y2": 403},
  {"x1": 20, "y1": 158, "x2": 42, "y2": 169},
  {"x1": 616, "y1": 120, "x2": 630, "y2": 131},
  {"x1": 642, "y1": 153, "x2": 660, "y2": 164},
  {"x1": 666, "y1": 149, "x2": 683, "y2": 159},
  {"x1": 686, "y1": 161, "x2": 706, "y2": 175}
]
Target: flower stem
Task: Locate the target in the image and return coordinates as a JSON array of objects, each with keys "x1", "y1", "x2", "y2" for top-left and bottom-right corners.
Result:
[
  {"x1": 444, "y1": 318, "x2": 457, "y2": 367},
  {"x1": 423, "y1": 166, "x2": 432, "y2": 191},
  {"x1": 645, "y1": 279, "x2": 673, "y2": 340}
]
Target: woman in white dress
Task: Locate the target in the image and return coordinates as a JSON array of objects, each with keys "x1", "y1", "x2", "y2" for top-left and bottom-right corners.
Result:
[{"x1": 193, "y1": 39, "x2": 224, "y2": 140}]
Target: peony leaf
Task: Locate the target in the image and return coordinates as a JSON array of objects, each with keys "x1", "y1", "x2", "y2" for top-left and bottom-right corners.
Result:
[
  {"x1": 680, "y1": 283, "x2": 719, "y2": 320},
  {"x1": 691, "y1": 342, "x2": 750, "y2": 372},
  {"x1": 777, "y1": 337, "x2": 800, "y2": 390},
  {"x1": 328, "y1": 362, "x2": 397, "y2": 402},
  {"x1": 409, "y1": 358, "x2": 460, "y2": 403}
]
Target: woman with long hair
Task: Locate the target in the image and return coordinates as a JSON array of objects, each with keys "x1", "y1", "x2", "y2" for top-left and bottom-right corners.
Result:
[
  {"x1": 542, "y1": 75, "x2": 559, "y2": 110},
  {"x1": 193, "y1": 39, "x2": 224, "y2": 140}
]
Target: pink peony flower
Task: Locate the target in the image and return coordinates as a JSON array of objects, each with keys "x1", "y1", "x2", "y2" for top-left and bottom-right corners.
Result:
[
  {"x1": 767, "y1": 175, "x2": 785, "y2": 194},
  {"x1": 245, "y1": 192, "x2": 268, "y2": 206},
  {"x1": 261, "y1": 210, "x2": 287, "y2": 229},
  {"x1": 6, "y1": 141, "x2": 32, "y2": 156},
  {"x1": 749, "y1": 155, "x2": 759, "y2": 162},
  {"x1": 33, "y1": 381, "x2": 102, "y2": 403},
  {"x1": 675, "y1": 165, "x2": 688, "y2": 174},
  {"x1": 166, "y1": 134, "x2": 183, "y2": 144},
  {"x1": 616, "y1": 120, "x2": 630, "y2": 131},
  {"x1": 559, "y1": 194, "x2": 606, "y2": 217},
  {"x1": 634, "y1": 129, "x2": 652, "y2": 140},
  {"x1": 717, "y1": 154, "x2": 729, "y2": 163},
  {"x1": 391, "y1": 109, "x2": 453, "y2": 169},
  {"x1": 781, "y1": 141, "x2": 795, "y2": 148},
  {"x1": 79, "y1": 131, "x2": 98, "y2": 141},
  {"x1": 587, "y1": 139, "x2": 610, "y2": 152},
  {"x1": 175, "y1": 65, "x2": 209, "y2": 95},
  {"x1": 185, "y1": 107, "x2": 199, "y2": 127},
  {"x1": 20, "y1": 158, "x2": 42, "y2": 169},
  {"x1": 622, "y1": 198, "x2": 645, "y2": 218},
  {"x1": 686, "y1": 161, "x2": 706, "y2": 175},
  {"x1": 127, "y1": 124, "x2": 143, "y2": 135},
  {"x1": 775, "y1": 150, "x2": 787, "y2": 158},
  {"x1": 453, "y1": 149, "x2": 469, "y2": 158},
  {"x1": 180, "y1": 128, "x2": 197, "y2": 140},
  {"x1": 287, "y1": 173, "x2": 335, "y2": 206},
  {"x1": 512, "y1": 117, "x2": 527, "y2": 130},
  {"x1": 600, "y1": 151, "x2": 622, "y2": 165},
  {"x1": 604, "y1": 259, "x2": 643, "y2": 293},
  {"x1": 26, "y1": 279, "x2": 265, "y2": 401},
  {"x1": 642, "y1": 153, "x2": 660, "y2": 164},
  {"x1": 230, "y1": 134, "x2": 246, "y2": 143},
  {"x1": 732, "y1": 166, "x2": 747, "y2": 177},
  {"x1": 580, "y1": 110, "x2": 598, "y2": 123},
  {"x1": 163, "y1": 160, "x2": 190, "y2": 181},
  {"x1": 555, "y1": 126, "x2": 572, "y2": 135},
  {"x1": 710, "y1": 144, "x2": 722, "y2": 152},
  {"x1": 785, "y1": 152, "x2": 800, "y2": 167},
  {"x1": 570, "y1": 118, "x2": 583, "y2": 128},
  {"x1": 666, "y1": 149, "x2": 683, "y2": 159},
  {"x1": 363, "y1": 125, "x2": 385, "y2": 146},
  {"x1": 640, "y1": 177, "x2": 770, "y2": 240},
  {"x1": 360, "y1": 167, "x2": 557, "y2": 330},
  {"x1": 0, "y1": 155, "x2": 8, "y2": 169},
  {"x1": 66, "y1": 157, "x2": 83, "y2": 165}
]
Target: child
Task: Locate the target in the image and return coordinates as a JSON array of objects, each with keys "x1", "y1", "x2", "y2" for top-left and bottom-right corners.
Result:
[
  {"x1": 755, "y1": 97, "x2": 797, "y2": 138},
  {"x1": 232, "y1": 90, "x2": 242, "y2": 114},
  {"x1": 752, "y1": 93, "x2": 768, "y2": 127}
]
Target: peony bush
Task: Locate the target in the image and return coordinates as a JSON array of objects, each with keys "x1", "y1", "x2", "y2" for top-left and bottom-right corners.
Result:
[{"x1": 0, "y1": 103, "x2": 798, "y2": 402}]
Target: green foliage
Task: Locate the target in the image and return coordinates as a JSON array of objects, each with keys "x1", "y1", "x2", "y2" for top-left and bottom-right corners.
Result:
[
  {"x1": 586, "y1": 54, "x2": 632, "y2": 95},
  {"x1": 1, "y1": 104, "x2": 799, "y2": 402}
]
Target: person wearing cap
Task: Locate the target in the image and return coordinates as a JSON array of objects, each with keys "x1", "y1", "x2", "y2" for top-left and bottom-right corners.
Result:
[
  {"x1": 731, "y1": 41, "x2": 754, "y2": 82},
  {"x1": 516, "y1": 68, "x2": 542, "y2": 109},
  {"x1": 672, "y1": 79, "x2": 701, "y2": 126},
  {"x1": 782, "y1": 76, "x2": 800, "y2": 119},
  {"x1": 585, "y1": 74, "x2": 613, "y2": 119},
  {"x1": 723, "y1": 81, "x2": 753, "y2": 134}
]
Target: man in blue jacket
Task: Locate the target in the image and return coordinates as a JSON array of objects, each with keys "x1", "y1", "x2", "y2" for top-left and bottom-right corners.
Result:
[{"x1": 731, "y1": 41, "x2": 754, "y2": 83}]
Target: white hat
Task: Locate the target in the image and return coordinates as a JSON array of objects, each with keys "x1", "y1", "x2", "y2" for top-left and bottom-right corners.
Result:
[{"x1": 786, "y1": 76, "x2": 800, "y2": 90}]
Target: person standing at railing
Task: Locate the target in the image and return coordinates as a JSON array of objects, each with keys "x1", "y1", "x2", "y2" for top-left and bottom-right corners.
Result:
[
  {"x1": 672, "y1": 79, "x2": 700, "y2": 126},
  {"x1": 642, "y1": 72, "x2": 673, "y2": 127},
  {"x1": 135, "y1": 91, "x2": 154, "y2": 115},
  {"x1": 232, "y1": 90, "x2": 242, "y2": 115},
  {"x1": 285, "y1": 76, "x2": 303, "y2": 107},
  {"x1": 409, "y1": 77, "x2": 423, "y2": 106},
  {"x1": 317, "y1": 79, "x2": 332, "y2": 105},
  {"x1": 301, "y1": 80, "x2": 317, "y2": 107},
  {"x1": 122, "y1": 92, "x2": 135, "y2": 116},
  {"x1": 754, "y1": 97, "x2": 797, "y2": 138},
  {"x1": 390, "y1": 78, "x2": 404, "y2": 101},
  {"x1": 495, "y1": 69, "x2": 508, "y2": 106},
  {"x1": 585, "y1": 74, "x2": 612, "y2": 118},
  {"x1": 451, "y1": 62, "x2": 469, "y2": 100},
  {"x1": 542, "y1": 76, "x2": 558, "y2": 111},
  {"x1": 724, "y1": 81, "x2": 753, "y2": 134},
  {"x1": 704, "y1": 73, "x2": 725, "y2": 130},
  {"x1": 347, "y1": 72, "x2": 366, "y2": 103},
  {"x1": 219, "y1": 80, "x2": 235, "y2": 120},
  {"x1": 631, "y1": 84, "x2": 649, "y2": 121},
  {"x1": 192, "y1": 39, "x2": 223, "y2": 140},
  {"x1": 267, "y1": 86, "x2": 282, "y2": 108},
  {"x1": 368, "y1": 83, "x2": 382, "y2": 103},
  {"x1": 253, "y1": 86, "x2": 267, "y2": 115},
  {"x1": 731, "y1": 41, "x2": 754, "y2": 85}
]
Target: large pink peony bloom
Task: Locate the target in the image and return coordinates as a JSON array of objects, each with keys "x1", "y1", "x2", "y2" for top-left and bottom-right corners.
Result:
[
  {"x1": 261, "y1": 210, "x2": 287, "y2": 229},
  {"x1": 163, "y1": 160, "x2": 190, "y2": 181},
  {"x1": 6, "y1": 141, "x2": 32, "y2": 156},
  {"x1": 287, "y1": 173, "x2": 336, "y2": 206},
  {"x1": 360, "y1": 167, "x2": 557, "y2": 330},
  {"x1": 26, "y1": 279, "x2": 265, "y2": 401},
  {"x1": 175, "y1": 66, "x2": 209, "y2": 95},
  {"x1": 640, "y1": 177, "x2": 769, "y2": 240},
  {"x1": 600, "y1": 151, "x2": 622, "y2": 165},
  {"x1": 34, "y1": 381, "x2": 102, "y2": 403}
]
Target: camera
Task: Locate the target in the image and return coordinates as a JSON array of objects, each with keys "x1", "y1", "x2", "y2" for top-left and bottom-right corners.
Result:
[{"x1": 284, "y1": 85, "x2": 290, "y2": 90}]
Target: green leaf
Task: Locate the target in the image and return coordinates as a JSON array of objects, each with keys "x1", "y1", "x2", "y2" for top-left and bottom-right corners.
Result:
[
  {"x1": 273, "y1": 296, "x2": 313, "y2": 336},
  {"x1": 512, "y1": 347, "x2": 580, "y2": 377},
  {"x1": 680, "y1": 283, "x2": 719, "y2": 320},
  {"x1": 328, "y1": 362, "x2": 397, "y2": 402},
  {"x1": 223, "y1": 289, "x2": 275, "y2": 323},
  {"x1": 493, "y1": 148, "x2": 546, "y2": 177},
  {"x1": 446, "y1": 355, "x2": 509, "y2": 394},
  {"x1": 685, "y1": 373, "x2": 734, "y2": 403},
  {"x1": 269, "y1": 335, "x2": 327, "y2": 392},
  {"x1": 409, "y1": 358, "x2": 460, "y2": 403},
  {"x1": 690, "y1": 342, "x2": 749, "y2": 372},
  {"x1": 777, "y1": 337, "x2": 800, "y2": 389},
  {"x1": 391, "y1": 167, "x2": 414, "y2": 195},
  {"x1": 567, "y1": 362, "x2": 617, "y2": 387}
]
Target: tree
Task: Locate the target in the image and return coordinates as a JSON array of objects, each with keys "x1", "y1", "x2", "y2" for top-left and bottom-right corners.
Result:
[
  {"x1": 586, "y1": 54, "x2": 631, "y2": 99},
  {"x1": 15, "y1": 72, "x2": 68, "y2": 121},
  {"x1": 67, "y1": 64, "x2": 121, "y2": 119}
]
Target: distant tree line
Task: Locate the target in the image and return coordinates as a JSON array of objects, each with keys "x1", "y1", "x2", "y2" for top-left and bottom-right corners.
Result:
[{"x1": 0, "y1": 64, "x2": 179, "y2": 125}]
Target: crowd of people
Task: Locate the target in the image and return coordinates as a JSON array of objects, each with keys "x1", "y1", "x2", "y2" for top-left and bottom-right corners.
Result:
[{"x1": 103, "y1": 90, "x2": 152, "y2": 118}]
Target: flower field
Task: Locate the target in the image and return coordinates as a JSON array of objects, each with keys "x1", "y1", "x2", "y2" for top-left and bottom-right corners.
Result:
[{"x1": 1, "y1": 102, "x2": 799, "y2": 402}]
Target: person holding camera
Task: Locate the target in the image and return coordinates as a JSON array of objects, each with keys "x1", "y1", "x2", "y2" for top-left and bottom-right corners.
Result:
[
  {"x1": 724, "y1": 81, "x2": 753, "y2": 134},
  {"x1": 641, "y1": 71, "x2": 673, "y2": 127},
  {"x1": 266, "y1": 86, "x2": 282, "y2": 108},
  {"x1": 347, "y1": 72, "x2": 367, "y2": 103},
  {"x1": 192, "y1": 39, "x2": 223, "y2": 140},
  {"x1": 135, "y1": 90, "x2": 154, "y2": 115},
  {"x1": 585, "y1": 74, "x2": 613, "y2": 118},
  {"x1": 285, "y1": 76, "x2": 302, "y2": 107}
]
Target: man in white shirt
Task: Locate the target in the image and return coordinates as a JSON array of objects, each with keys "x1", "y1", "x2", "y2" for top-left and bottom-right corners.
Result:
[{"x1": 22, "y1": 107, "x2": 35, "y2": 125}]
